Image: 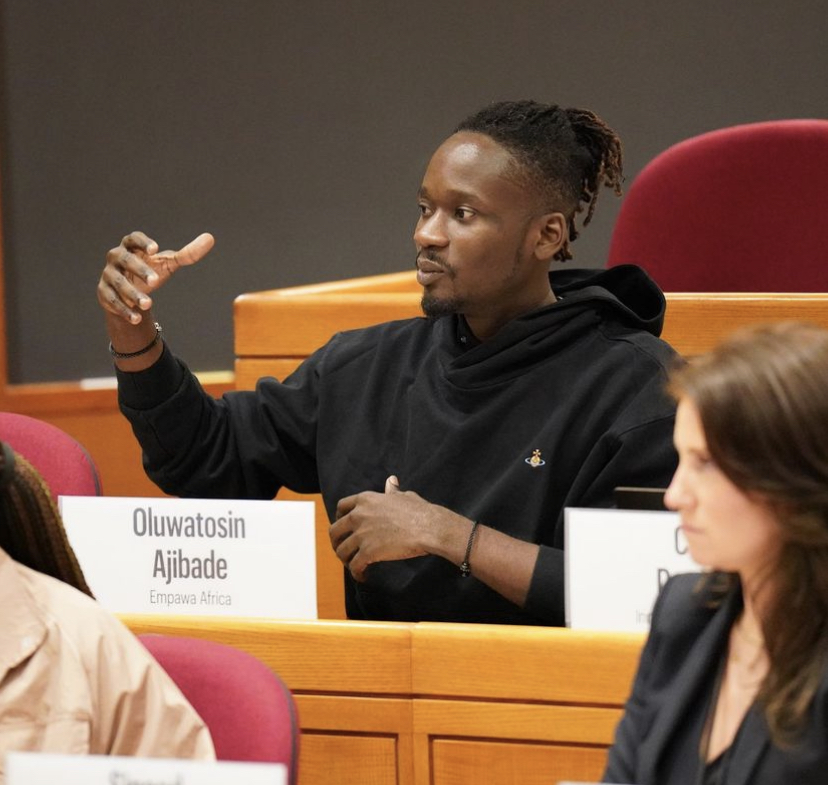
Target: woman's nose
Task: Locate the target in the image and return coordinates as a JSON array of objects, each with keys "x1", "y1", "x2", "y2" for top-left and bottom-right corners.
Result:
[{"x1": 664, "y1": 466, "x2": 687, "y2": 511}]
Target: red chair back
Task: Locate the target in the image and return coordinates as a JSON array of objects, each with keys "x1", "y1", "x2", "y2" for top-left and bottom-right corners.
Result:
[
  {"x1": 140, "y1": 635, "x2": 299, "y2": 781},
  {"x1": 0, "y1": 412, "x2": 102, "y2": 501},
  {"x1": 607, "y1": 120, "x2": 828, "y2": 291}
]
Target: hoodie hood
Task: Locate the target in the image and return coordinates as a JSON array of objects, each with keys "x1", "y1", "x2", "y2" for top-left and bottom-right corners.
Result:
[
  {"x1": 549, "y1": 263, "x2": 666, "y2": 337},
  {"x1": 436, "y1": 263, "x2": 673, "y2": 388}
]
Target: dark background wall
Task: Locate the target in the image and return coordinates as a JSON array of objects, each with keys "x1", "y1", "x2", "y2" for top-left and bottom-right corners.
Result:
[{"x1": 2, "y1": 0, "x2": 826, "y2": 383}]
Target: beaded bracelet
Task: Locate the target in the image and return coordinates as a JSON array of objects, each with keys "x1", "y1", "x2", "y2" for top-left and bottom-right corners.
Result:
[
  {"x1": 460, "y1": 520, "x2": 480, "y2": 578},
  {"x1": 109, "y1": 322, "x2": 163, "y2": 359}
]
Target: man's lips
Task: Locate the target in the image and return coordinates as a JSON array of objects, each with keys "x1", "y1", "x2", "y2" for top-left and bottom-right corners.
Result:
[{"x1": 416, "y1": 258, "x2": 445, "y2": 286}]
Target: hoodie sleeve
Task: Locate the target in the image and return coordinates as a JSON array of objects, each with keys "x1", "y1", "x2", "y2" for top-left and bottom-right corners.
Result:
[
  {"x1": 117, "y1": 343, "x2": 324, "y2": 500},
  {"x1": 572, "y1": 413, "x2": 678, "y2": 509},
  {"x1": 523, "y1": 407, "x2": 677, "y2": 623}
]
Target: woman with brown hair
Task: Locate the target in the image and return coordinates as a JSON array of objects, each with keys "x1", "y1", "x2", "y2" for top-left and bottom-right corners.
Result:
[
  {"x1": 0, "y1": 442, "x2": 214, "y2": 779},
  {"x1": 604, "y1": 321, "x2": 828, "y2": 785}
]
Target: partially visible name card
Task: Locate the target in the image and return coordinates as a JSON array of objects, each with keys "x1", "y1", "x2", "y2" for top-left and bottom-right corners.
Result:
[
  {"x1": 6, "y1": 752, "x2": 286, "y2": 785},
  {"x1": 60, "y1": 496, "x2": 316, "y2": 619},
  {"x1": 565, "y1": 507, "x2": 700, "y2": 632}
]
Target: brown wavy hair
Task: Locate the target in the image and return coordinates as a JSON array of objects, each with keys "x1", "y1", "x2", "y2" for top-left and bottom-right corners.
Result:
[
  {"x1": 0, "y1": 441, "x2": 93, "y2": 596},
  {"x1": 669, "y1": 321, "x2": 828, "y2": 746}
]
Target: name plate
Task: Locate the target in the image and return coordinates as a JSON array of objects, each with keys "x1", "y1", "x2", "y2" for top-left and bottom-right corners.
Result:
[
  {"x1": 6, "y1": 753, "x2": 286, "y2": 785},
  {"x1": 565, "y1": 507, "x2": 699, "y2": 632},
  {"x1": 60, "y1": 496, "x2": 316, "y2": 619}
]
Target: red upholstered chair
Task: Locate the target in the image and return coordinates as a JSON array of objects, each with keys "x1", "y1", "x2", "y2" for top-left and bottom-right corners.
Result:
[
  {"x1": 607, "y1": 119, "x2": 828, "y2": 291},
  {"x1": 0, "y1": 412, "x2": 102, "y2": 501},
  {"x1": 139, "y1": 635, "x2": 299, "y2": 781}
]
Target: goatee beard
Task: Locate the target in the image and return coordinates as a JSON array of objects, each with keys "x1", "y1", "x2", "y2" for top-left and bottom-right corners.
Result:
[{"x1": 421, "y1": 293, "x2": 462, "y2": 320}]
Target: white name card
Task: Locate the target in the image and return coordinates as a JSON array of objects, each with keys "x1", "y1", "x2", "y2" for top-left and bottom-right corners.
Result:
[
  {"x1": 565, "y1": 507, "x2": 700, "y2": 632},
  {"x1": 6, "y1": 752, "x2": 286, "y2": 785},
  {"x1": 60, "y1": 496, "x2": 316, "y2": 619}
]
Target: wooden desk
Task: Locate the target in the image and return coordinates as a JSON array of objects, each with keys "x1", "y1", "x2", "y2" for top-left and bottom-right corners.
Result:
[
  {"x1": 234, "y1": 271, "x2": 828, "y2": 619},
  {"x1": 124, "y1": 615, "x2": 644, "y2": 785}
]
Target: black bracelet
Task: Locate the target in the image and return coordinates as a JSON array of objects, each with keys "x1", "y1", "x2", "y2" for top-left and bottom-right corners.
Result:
[
  {"x1": 109, "y1": 322, "x2": 163, "y2": 359},
  {"x1": 460, "y1": 520, "x2": 480, "y2": 578}
]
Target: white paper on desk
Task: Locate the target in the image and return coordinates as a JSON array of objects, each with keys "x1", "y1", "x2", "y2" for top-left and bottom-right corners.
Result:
[
  {"x1": 565, "y1": 507, "x2": 700, "y2": 632},
  {"x1": 60, "y1": 496, "x2": 316, "y2": 619},
  {"x1": 6, "y1": 752, "x2": 286, "y2": 785}
]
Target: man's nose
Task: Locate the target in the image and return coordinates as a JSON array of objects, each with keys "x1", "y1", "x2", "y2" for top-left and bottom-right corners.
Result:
[{"x1": 414, "y1": 212, "x2": 448, "y2": 248}]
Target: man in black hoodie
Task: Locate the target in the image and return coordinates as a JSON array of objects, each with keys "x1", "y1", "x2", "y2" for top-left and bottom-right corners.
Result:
[{"x1": 98, "y1": 100, "x2": 678, "y2": 626}]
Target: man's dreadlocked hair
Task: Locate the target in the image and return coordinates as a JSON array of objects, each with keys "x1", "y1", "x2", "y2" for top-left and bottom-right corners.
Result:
[
  {"x1": 0, "y1": 441, "x2": 93, "y2": 596},
  {"x1": 455, "y1": 99, "x2": 623, "y2": 261}
]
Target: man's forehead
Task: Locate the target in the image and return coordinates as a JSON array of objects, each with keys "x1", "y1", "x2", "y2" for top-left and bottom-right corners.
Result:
[
  {"x1": 432, "y1": 131, "x2": 514, "y2": 168},
  {"x1": 422, "y1": 132, "x2": 522, "y2": 194}
]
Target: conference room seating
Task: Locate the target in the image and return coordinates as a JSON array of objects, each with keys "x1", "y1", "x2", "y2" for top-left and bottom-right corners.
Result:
[
  {"x1": 140, "y1": 634, "x2": 300, "y2": 781},
  {"x1": 0, "y1": 411, "x2": 102, "y2": 501},
  {"x1": 606, "y1": 119, "x2": 828, "y2": 291}
]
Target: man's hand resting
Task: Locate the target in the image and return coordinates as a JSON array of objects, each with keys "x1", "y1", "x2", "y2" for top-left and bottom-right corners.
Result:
[{"x1": 331, "y1": 476, "x2": 469, "y2": 582}]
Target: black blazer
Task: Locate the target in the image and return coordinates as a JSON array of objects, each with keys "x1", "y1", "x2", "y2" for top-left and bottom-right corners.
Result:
[{"x1": 603, "y1": 573, "x2": 828, "y2": 785}]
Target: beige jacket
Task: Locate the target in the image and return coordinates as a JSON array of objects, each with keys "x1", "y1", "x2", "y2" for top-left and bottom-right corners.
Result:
[{"x1": 0, "y1": 549, "x2": 214, "y2": 780}]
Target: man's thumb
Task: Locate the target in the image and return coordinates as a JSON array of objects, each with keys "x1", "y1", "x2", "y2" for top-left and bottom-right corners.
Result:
[{"x1": 385, "y1": 475, "x2": 401, "y2": 493}]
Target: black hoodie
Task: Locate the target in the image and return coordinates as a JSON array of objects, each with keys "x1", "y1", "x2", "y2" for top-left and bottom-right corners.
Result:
[{"x1": 119, "y1": 264, "x2": 679, "y2": 625}]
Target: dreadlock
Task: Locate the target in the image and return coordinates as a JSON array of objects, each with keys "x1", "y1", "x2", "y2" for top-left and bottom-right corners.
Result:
[
  {"x1": 455, "y1": 100, "x2": 623, "y2": 261},
  {"x1": 0, "y1": 442, "x2": 93, "y2": 596}
]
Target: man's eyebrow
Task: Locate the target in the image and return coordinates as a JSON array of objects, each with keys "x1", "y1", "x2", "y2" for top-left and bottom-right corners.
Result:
[{"x1": 417, "y1": 186, "x2": 480, "y2": 202}]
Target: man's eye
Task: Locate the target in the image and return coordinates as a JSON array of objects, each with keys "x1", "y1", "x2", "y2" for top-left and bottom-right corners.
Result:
[
  {"x1": 418, "y1": 204, "x2": 432, "y2": 217},
  {"x1": 455, "y1": 208, "x2": 474, "y2": 220}
]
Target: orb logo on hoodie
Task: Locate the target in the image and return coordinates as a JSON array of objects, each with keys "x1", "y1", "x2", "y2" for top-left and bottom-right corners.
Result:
[{"x1": 525, "y1": 449, "x2": 546, "y2": 468}]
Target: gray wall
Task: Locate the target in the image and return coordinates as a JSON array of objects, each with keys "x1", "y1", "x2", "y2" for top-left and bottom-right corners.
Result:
[{"x1": 2, "y1": 0, "x2": 826, "y2": 383}]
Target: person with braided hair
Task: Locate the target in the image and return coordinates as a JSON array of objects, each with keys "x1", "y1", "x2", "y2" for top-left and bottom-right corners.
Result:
[
  {"x1": 98, "y1": 99, "x2": 678, "y2": 625},
  {"x1": 0, "y1": 443, "x2": 214, "y2": 774},
  {"x1": 0, "y1": 442, "x2": 93, "y2": 596}
]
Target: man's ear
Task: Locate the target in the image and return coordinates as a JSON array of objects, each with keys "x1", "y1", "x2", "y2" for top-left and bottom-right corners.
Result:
[{"x1": 534, "y1": 212, "x2": 567, "y2": 262}]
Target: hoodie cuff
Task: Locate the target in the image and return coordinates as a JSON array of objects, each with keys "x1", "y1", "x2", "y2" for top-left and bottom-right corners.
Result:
[{"x1": 115, "y1": 343, "x2": 186, "y2": 411}]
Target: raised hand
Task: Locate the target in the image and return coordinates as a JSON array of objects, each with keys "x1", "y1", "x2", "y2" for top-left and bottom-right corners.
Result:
[{"x1": 97, "y1": 231, "x2": 215, "y2": 324}]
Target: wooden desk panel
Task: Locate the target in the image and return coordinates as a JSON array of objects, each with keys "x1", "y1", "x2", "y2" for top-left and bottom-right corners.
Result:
[
  {"x1": 430, "y1": 740, "x2": 607, "y2": 785},
  {"x1": 300, "y1": 734, "x2": 400, "y2": 785},
  {"x1": 661, "y1": 293, "x2": 828, "y2": 357},
  {"x1": 123, "y1": 616, "x2": 643, "y2": 785},
  {"x1": 123, "y1": 616, "x2": 412, "y2": 694},
  {"x1": 235, "y1": 276, "x2": 828, "y2": 361},
  {"x1": 412, "y1": 623, "x2": 641, "y2": 704}
]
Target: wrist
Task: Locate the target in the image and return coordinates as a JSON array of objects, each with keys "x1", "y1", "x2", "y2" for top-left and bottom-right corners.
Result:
[
  {"x1": 460, "y1": 520, "x2": 480, "y2": 578},
  {"x1": 106, "y1": 312, "x2": 164, "y2": 371},
  {"x1": 109, "y1": 322, "x2": 162, "y2": 359},
  {"x1": 425, "y1": 508, "x2": 477, "y2": 566}
]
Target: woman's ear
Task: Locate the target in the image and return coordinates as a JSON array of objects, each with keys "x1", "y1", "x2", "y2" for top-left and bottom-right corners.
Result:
[{"x1": 534, "y1": 212, "x2": 567, "y2": 262}]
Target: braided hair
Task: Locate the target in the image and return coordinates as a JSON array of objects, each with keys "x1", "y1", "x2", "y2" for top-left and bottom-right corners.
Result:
[
  {"x1": 0, "y1": 441, "x2": 93, "y2": 596},
  {"x1": 455, "y1": 100, "x2": 623, "y2": 261}
]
